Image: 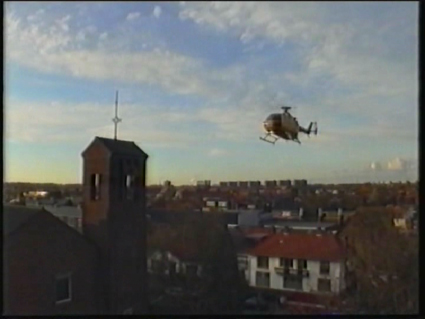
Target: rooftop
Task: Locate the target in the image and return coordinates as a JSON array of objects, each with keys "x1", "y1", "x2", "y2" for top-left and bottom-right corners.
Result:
[
  {"x1": 263, "y1": 220, "x2": 338, "y2": 229},
  {"x1": 82, "y1": 136, "x2": 148, "y2": 158},
  {"x1": 248, "y1": 233, "x2": 346, "y2": 261},
  {"x1": 3, "y1": 205, "x2": 43, "y2": 237}
]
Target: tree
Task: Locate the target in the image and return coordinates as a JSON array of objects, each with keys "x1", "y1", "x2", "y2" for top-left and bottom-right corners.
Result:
[
  {"x1": 147, "y1": 214, "x2": 244, "y2": 314},
  {"x1": 337, "y1": 207, "x2": 418, "y2": 314}
]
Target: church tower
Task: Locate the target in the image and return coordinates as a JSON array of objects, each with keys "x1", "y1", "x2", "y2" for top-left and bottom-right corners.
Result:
[{"x1": 81, "y1": 136, "x2": 148, "y2": 314}]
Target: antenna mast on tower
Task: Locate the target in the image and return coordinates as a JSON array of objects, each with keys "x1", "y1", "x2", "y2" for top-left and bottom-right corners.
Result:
[{"x1": 112, "y1": 90, "x2": 122, "y2": 140}]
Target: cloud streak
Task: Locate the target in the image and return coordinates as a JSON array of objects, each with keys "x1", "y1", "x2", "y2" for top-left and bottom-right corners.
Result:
[{"x1": 126, "y1": 12, "x2": 140, "y2": 21}]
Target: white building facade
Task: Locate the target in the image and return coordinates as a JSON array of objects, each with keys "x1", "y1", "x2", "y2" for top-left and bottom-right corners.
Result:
[
  {"x1": 246, "y1": 256, "x2": 345, "y2": 294},
  {"x1": 245, "y1": 233, "x2": 347, "y2": 295}
]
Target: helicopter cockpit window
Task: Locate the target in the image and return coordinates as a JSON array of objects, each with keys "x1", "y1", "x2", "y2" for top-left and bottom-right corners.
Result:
[{"x1": 267, "y1": 114, "x2": 281, "y2": 122}]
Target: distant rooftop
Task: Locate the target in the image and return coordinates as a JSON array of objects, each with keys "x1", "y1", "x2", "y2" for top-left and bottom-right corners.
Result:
[{"x1": 263, "y1": 220, "x2": 337, "y2": 230}]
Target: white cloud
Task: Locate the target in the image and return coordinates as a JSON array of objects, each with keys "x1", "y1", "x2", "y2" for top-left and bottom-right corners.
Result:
[
  {"x1": 370, "y1": 162, "x2": 383, "y2": 171},
  {"x1": 5, "y1": 11, "x2": 244, "y2": 98},
  {"x1": 386, "y1": 157, "x2": 416, "y2": 171},
  {"x1": 153, "y1": 6, "x2": 162, "y2": 18},
  {"x1": 178, "y1": 2, "x2": 418, "y2": 132},
  {"x1": 366, "y1": 157, "x2": 417, "y2": 172},
  {"x1": 126, "y1": 12, "x2": 140, "y2": 21},
  {"x1": 208, "y1": 148, "x2": 228, "y2": 157}
]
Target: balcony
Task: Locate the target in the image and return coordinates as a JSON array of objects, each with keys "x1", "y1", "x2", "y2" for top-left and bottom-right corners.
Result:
[{"x1": 275, "y1": 267, "x2": 309, "y2": 277}]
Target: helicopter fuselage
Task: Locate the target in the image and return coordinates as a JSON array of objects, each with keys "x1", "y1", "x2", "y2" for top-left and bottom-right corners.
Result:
[
  {"x1": 260, "y1": 106, "x2": 317, "y2": 145},
  {"x1": 263, "y1": 113, "x2": 299, "y2": 140}
]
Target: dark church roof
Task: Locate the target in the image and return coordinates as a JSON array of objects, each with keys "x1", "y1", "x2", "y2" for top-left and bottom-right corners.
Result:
[
  {"x1": 3, "y1": 205, "x2": 43, "y2": 237},
  {"x1": 83, "y1": 136, "x2": 148, "y2": 158}
]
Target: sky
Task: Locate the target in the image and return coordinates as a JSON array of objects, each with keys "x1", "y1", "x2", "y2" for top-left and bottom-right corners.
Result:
[{"x1": 5, "y1": 1, "x2": 419, "y2": 185}]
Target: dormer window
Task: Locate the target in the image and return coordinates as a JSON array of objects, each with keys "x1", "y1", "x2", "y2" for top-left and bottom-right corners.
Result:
[{"x1": 90, "y1": 174, "x2": 101, "y2": 201}]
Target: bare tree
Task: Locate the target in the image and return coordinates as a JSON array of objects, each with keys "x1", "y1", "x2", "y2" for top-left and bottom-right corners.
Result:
[{"x1": 336, "y1": 207, "x2": 418, "y2": 314}]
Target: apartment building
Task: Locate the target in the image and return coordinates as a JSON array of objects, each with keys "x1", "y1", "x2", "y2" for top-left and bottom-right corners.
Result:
[{"x1": 245, "y1": 233, "x2": 346, "y2": 295}]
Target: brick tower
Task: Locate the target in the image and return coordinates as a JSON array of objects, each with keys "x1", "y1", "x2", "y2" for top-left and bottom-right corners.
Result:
[{"x1": 81, "y1": 136, "x2": 148, "y2": 314}]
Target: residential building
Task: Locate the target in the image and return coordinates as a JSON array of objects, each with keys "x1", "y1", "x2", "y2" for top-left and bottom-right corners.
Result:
[
  {"x1": 238, "y1": 181, "x2": 249, "y2": 188},
  {"x1": 277, "y1": 180, "x2": 292, "y2": 187},
  {"x1": 229, "y1": 227, "x2": 273, "y2": 283},
  {"x1": 226, "y1": 210, "x2": 273, "y2": 227},
  {"x1": 293, "y1": 180, "x2": 308, "y2": 188},
  {"x1": 248, "y1": 181, "x2": 261, "y2": 188},
  {"x1": 196, "y1": 180, "x2": 211, "y2": 187},
  {"x1": 262, "y1": 220, "x2": 339, "y2": 233},
  {"x1": 148, "y1": 248, "x2": 202, "y2": 278},
  {"x1": 43, "y1": 205, "x2": 83, "y2": 233},
  {"x1": 3, "y1": 205, "x2": 99, "y2": 315},
  {"x1": 245, "y1": 233, "x2": 347, "y2": 295},
  {"x1": 264, "y1": 180, "x2": 277, "y2": 188}
]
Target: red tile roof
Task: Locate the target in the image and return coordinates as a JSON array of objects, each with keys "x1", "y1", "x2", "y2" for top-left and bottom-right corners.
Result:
[
  {"x1": 241, "y1": 227, "x2": 274, "y2": 236},
  {"x1": 247, "y1": 233, "x2": 345, "y2": 261}
]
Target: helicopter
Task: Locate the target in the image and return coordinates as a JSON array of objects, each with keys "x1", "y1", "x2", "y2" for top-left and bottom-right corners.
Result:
[{"x1": 260, "y1": 106, "x2": 318, "y2": 145}]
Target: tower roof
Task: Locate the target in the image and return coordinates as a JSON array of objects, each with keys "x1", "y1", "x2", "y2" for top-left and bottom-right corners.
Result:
[{"x1": 82, "y1": 136, "x2": 148, "y2": 158}]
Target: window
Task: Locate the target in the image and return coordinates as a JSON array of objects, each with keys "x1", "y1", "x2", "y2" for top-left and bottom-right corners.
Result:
[
  {"x1": 317, "y1": 278, "x2": 331, "y2": 292},
  {"x1": 125, "y1": 175, "x2": 136, "y2": 201},
  {"x1": 284, "y1": 275, "x2": 303, "y2": 290},
  {"x1": 255, "y1": 271, "x2": 270, "y2": 288},
  {"x1": 55, "y1": 273, "x2": 72, "y2": 304},
  {"x1": 298, "y1": 259, "x2": 307, "y2": 270},
  {"x1": 257, "y1": 256, "x2": 269, "y2": 269},
  {"x1": 90, "y1": 174, "x2": 101, "y2": 201},
  {"x1": 320, "y1": 261, "x2": 330, "y2": 275},
  {"x1": 280, "y1": 258, "x2": 293, "y2": 269}
]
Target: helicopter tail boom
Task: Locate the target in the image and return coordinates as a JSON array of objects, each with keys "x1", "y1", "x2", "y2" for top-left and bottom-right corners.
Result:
[{"x1": 301, "y1": 122, "x2": 318, "y2": 136}]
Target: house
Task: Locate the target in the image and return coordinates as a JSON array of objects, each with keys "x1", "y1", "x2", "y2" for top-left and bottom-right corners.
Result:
[
  {"x1": 392, "y1": 208, "x2": 417, "y2": 232},
  {"x1": 3, "y1": 205, "x2": 99, "y2": 315},
  {"x1": 148, "y1": 247, "x2": 202, "y2": 278},
  {"x1": 245, "y1": 233, "x2": 346, "y2": 295},
  {"x1": 262, "y1": 220, "x2": 339, "y2": 233},
  {"x1": 229, "y1": 227, "x2": 274, "y2": 283},
  {"x1": 3, "y1": 136, "x2": 150, "y2": 315},
  {"x1": 43, "y1": 204, "x2": 83, "y2": 233}
]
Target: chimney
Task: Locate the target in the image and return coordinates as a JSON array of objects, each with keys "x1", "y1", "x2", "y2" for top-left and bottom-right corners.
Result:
[{"x1": 299, "y1": 207, "x2": 304, "y2": 220}]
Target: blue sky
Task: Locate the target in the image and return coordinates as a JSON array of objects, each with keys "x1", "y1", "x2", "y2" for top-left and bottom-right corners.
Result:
[{"x1": 5, "y1": 2, "x2": 418, "y2": 185}]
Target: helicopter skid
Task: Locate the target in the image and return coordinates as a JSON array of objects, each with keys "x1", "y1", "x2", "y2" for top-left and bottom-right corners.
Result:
[{"x1": 260, "y1": 135, "x2": 278, "y2": 144}]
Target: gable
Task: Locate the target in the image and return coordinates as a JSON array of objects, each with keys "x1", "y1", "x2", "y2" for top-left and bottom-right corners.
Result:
[{"x1": 81, "y1": 137, "x2": 111, "y2": 159}]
